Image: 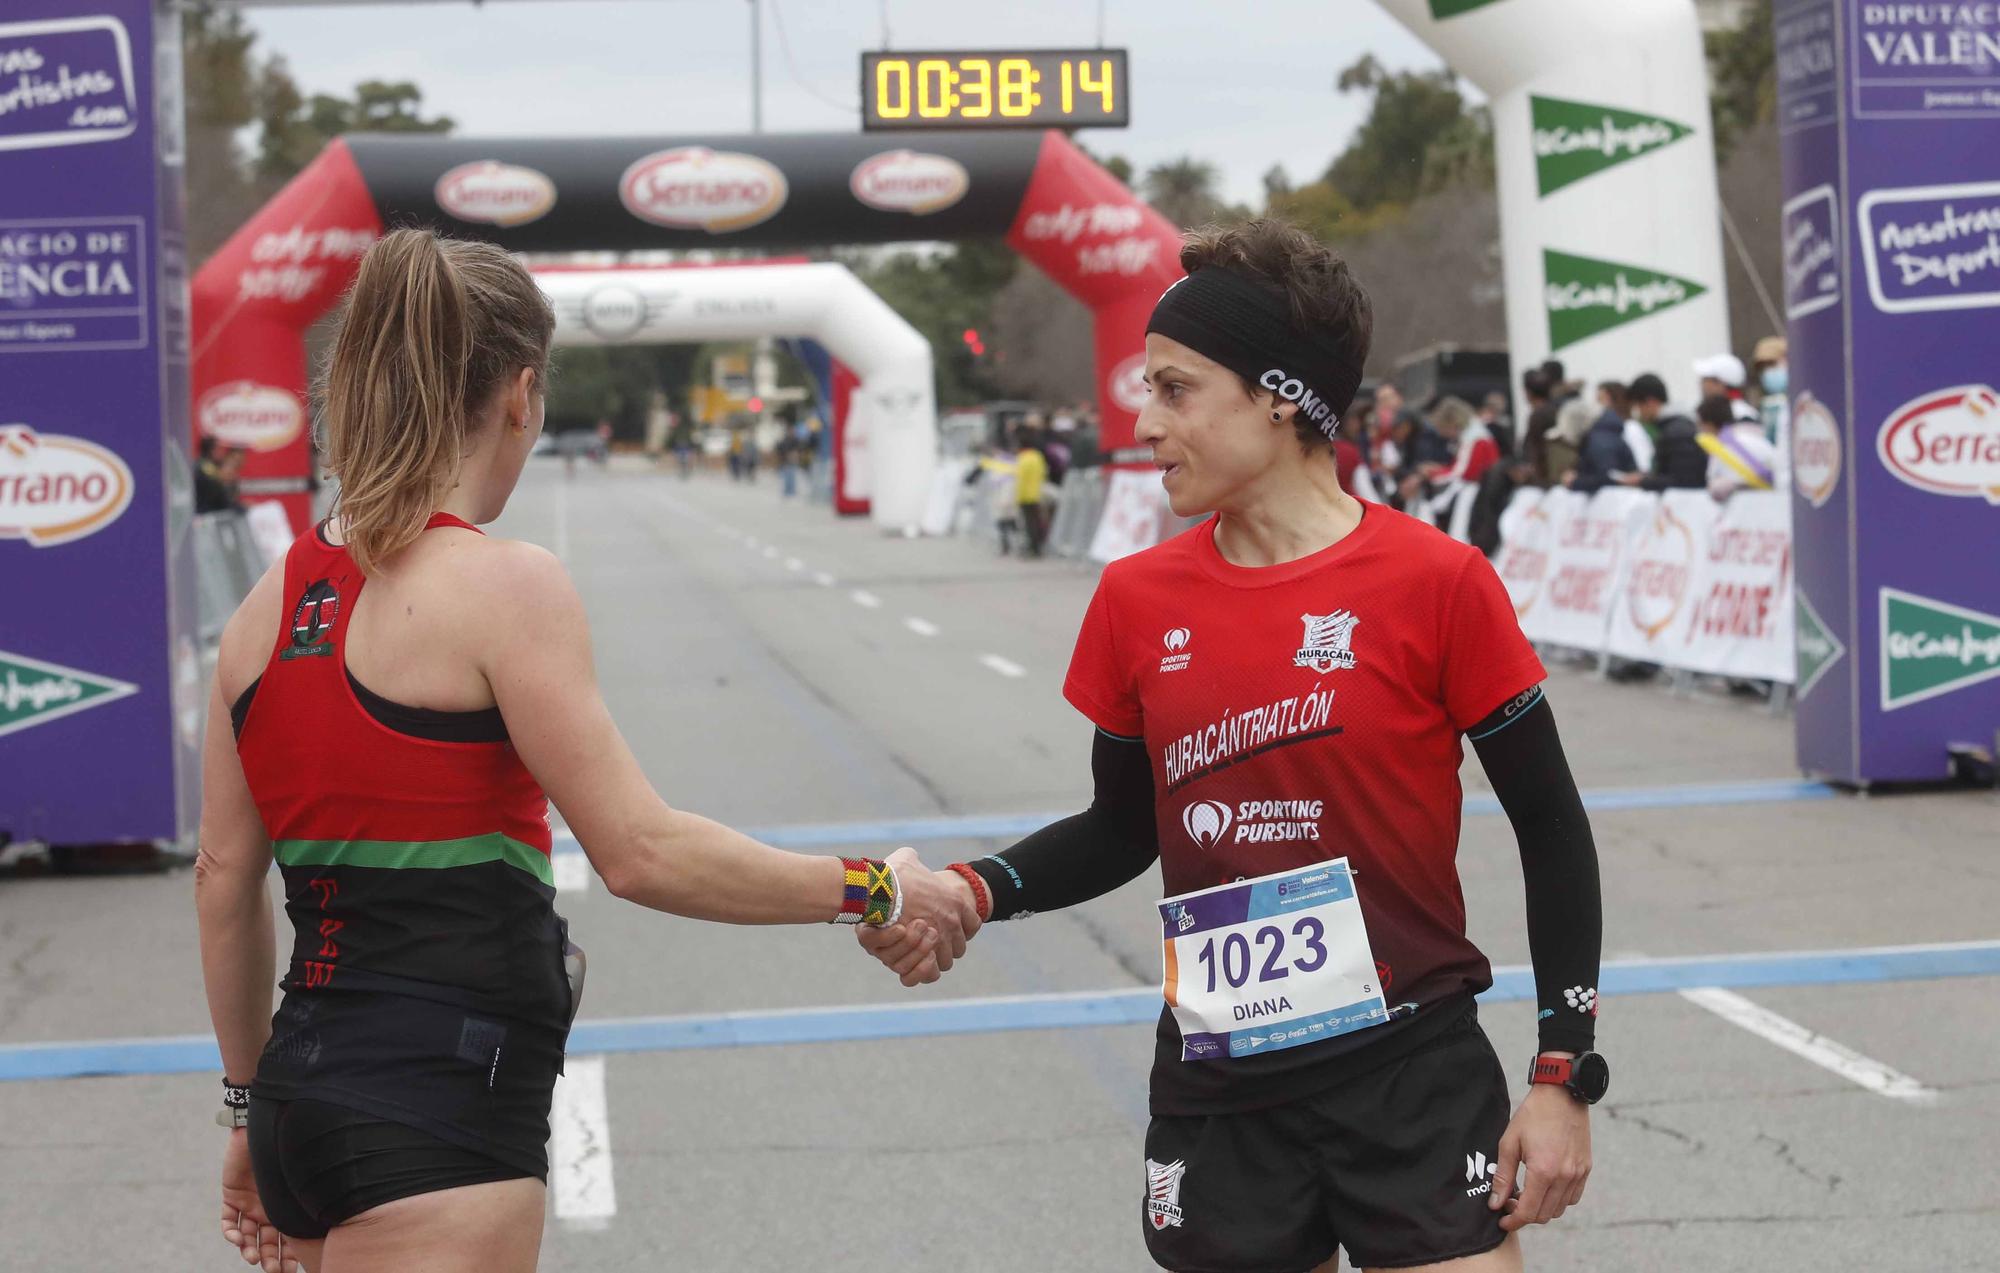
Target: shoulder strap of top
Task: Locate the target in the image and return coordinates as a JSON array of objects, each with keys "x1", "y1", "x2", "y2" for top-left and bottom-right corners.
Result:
[{"x1": 425, "y1": 511, "x2": 484, "y2": 535}]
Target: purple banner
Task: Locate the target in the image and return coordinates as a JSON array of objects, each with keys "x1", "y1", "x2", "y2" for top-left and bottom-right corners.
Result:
[
  {"x1": 1783, "y1": 0, "x2": 2000, "y2": 782},
  {"x1": 0, "y1": 0, "x2": 197, "y2": 844}
]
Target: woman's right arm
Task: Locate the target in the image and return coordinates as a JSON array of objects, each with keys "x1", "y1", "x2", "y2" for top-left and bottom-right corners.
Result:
[{"x1": 474, "y1": 541, "x2": 974, "y2": 940}]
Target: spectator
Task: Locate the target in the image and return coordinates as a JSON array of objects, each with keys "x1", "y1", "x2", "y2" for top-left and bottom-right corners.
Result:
[
  {"x1": 1694, "y1": 353, "x2": 1760, "y2": 423},
  {"x1": 1596, "y1": 380, "x2": 1653, "y2": 474},
  {"x1": 1697, "y1": 393, "x2": 1777, "y2": 499},
  {"x1": 1334, "y1": 403, "x2": 1380, "y2": 503},
  {"x1": 195, "y1": 438, "x2": 244, "y2": 513},
  {"x1": 1411, "y1": 396, "x2": 1498, "y2": 526},
  {"x1": 1013, "y1": 425, "x2": 1051, "y2": 558},
  {"x1": 1751, "y1": 335, "x2": 1791, "y2": 490},
  {"x1": 669, "y1": 412, "x2": 696, "y2": 479},
  {"x1": 1388, "y1": 410, "x2": 1452, "y2": 510},
  {"x1": 1519, "y1": 364, "x2": 1577, "y2": 487},
  {"x1": 1567, "y1": 394, "x2": 1638, "y2": 493},
  {"x1": 1367, "y1": 382, "x2": 1413, "y2": 459},
  {"x1": 1615, "y1": 373, "x2": 1707, "y2": 491},
  {"x1": 1478, "y1": 390, "x2": 1515, "y2": 457},
  {"x1": 1547, "y1": 398, "x2": 1593, "y2": 487}
]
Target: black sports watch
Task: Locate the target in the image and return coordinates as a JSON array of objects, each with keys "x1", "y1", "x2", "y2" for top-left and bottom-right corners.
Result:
[{"x1": 1527, "y1": 1051, "x2": 1609, "y2": 1105}]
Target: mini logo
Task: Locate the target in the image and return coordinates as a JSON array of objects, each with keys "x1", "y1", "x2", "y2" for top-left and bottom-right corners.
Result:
[
  {"x1": 1875, "y1": 384, "x2": 2000, "y2": 503},
  {"x1": 1145, "y1": 1158, "x2": 1186, "y2": 1230},
  {"x1": 1796, "y1": 589, "x2": 1847, "y2": 701},
  {"x1": 1880, "y1": 587, "x2": 2000, "y2": 711},
  {"x1": 1181, "y1": 799, "x2": 1233, "y2": 850},
  {"x1": 0, "y1": 423, "x2": 133, "y2": 547},
  {"x1": 434, "y1": 161, "x2": 557, "y2": 227},
  {"x1": 1110, "y1": 351, "x2": 1151, "y2": 414},
  {"x1": 198, "y1": 381, "x2": 304, "y2": 453},
  {"x1": 0, "y1": 647, "x2": 137, "y2": 739},
  {"x1": 1464, "y1": 1150, "x2": 1498, "y2": 1197},
  {"x1": 1294, "y1": 610, "x2": 1359, "y2": 673},
  {"x1": 1160, "y1": 626, "x2": 1193, "y2": 673},
  {"x1": 620, "y1": 147, "x2": 788, "y2": 234},
  {"x1": 1791, "y1": 392, "x2": 1842, "y2": 509},
  {"x1": 581, "y1": 285, "x2": 649, "y2": 341},
  {"x1": 283, "y1": 579, "x2": 339, "y2": 661},
  {"x1": 850, "y1": 149, "x2": 969, "y2": 215},
  {"x1": 1563, "y1": 985, "x2": 1598, "y2": 1015},
  {"x1": 1165, "y1": 902, "x2": 1196, "y2": 934}
]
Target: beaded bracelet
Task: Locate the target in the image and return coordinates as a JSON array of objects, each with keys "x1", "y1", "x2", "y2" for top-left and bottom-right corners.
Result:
[
  {"x1": 835, "y1": 857, "x2": 876, "y2": 924},
  {"x1": 834, "y1": 857, "x2": 900, "y2": 926},
  {"x1": 946, "y1": 863, "x2": 991, "y2": 922}
]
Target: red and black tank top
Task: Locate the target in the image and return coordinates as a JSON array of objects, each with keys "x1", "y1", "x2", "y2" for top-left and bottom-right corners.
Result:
[{"x1": 232, "y1": 513, "x2": 570, "y2": 1175}]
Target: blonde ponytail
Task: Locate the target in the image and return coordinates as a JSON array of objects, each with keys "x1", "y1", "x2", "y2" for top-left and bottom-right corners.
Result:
[{"x1": 318, "y1": 228, "x2": 553, "y2": 574}]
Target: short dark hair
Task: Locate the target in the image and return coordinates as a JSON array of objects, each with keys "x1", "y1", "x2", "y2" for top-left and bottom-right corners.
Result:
[
  {"x1": 1180, "y1": 218, "x2": 1373, "y2": 452},
  {"x1": 1539, "y1": 359, "x2": 1566, "y2": 383},
  {"x1": 1629, "y1": 373, "x2": 1669, "y2": 404},
  {"x1": 1696, "y1": 394, "x2": 1735, "y2": 428},
  {"x1": 1523, "y1": 368, "x2": 1554, "y2": 402}
]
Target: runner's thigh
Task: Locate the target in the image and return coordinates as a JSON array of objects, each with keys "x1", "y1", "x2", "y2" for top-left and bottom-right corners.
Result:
[{"x1": 321, "y1": 1177, "x2": 545, "y2": 1273}]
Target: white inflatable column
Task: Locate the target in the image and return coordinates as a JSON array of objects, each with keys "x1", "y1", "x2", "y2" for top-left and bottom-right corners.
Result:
[{"x1": 1375, "y1": 0, "x2": 1732, "y2": 409}]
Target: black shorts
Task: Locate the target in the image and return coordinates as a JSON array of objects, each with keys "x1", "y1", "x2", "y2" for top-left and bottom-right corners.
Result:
[
  {"x1": 1142, "y1": 1006, "x2": 1512, "y2": 1272},
  {"x1": 247, "y1": 1097, "x2": 531, "y2": 1239}
]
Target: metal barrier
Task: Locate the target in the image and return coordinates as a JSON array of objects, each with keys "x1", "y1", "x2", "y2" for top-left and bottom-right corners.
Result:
[
  {"x1": 192, "y1": 511, "x2": 273, "y2": 645},
  {"x1": 1048, "y1": 467, "x2": 1107, "y2": 560}
]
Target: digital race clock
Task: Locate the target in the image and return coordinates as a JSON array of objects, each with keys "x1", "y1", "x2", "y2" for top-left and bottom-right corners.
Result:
[{"x1": 860, "y1": 50, "x2": 1130, "y2": 131}]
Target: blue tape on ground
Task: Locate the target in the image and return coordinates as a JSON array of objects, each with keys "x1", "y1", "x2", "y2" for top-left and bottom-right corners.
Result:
[{"x1": 4, "y1": 939, "x2": 1994, "y2": 1083}]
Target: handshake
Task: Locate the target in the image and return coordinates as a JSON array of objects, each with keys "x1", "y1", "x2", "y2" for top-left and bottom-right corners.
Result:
[{"x1": 860, "y1": 847, "x2": 989, "y2": 986}]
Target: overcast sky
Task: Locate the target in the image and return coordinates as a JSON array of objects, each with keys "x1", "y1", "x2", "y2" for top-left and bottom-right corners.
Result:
[{"x1": 238, "y1": 0, "x2": 1447, "y2": 208}]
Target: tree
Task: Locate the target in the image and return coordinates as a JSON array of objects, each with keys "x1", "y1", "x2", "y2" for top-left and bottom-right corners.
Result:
[
  {"x1": 1142, "y1": 156, "x2": 1233, "y2": 230},
  {"x1": 1707, "y1": 0, "x2": 1776, "y2": 158},
  {"x1": 1322, "y1": 56, "x2": 1489, "y2": 213},
  {"x1": 841, "y1": 242, "x2": 1014, "y2": 408}
]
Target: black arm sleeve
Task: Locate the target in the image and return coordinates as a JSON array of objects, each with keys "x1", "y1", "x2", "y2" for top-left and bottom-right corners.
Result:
[
  {"x1": 964, "y1": 729, "x2": 1159, "y2": 920},
  {"x1": 1467, "y1": 685, "x2": 1603, "y2": 1055}
]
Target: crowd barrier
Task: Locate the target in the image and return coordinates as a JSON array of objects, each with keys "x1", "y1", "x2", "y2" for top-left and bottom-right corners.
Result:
[
  {"x1": 1495, "y1": 487, "x2": 1795, "y2": 685},
  {"x1": 192, "y1": 504, "x2": 292, "y2": 646}
]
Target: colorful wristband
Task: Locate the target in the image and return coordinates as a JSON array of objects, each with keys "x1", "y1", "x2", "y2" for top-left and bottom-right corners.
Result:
[
  {"x1": 946, "y1": 862, "x2": 991, "y2": 922},
  {"x1": 835, "y1": 857, "x2": 875, "y2": 925},
  {"x1": 834, "y1": 857, "x2": 899, "y2": 926}
]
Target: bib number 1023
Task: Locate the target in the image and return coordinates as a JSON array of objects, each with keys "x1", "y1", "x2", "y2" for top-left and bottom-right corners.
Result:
[{"x1": 1193, "y1": 915, "x2": 1330, "y2": 993}]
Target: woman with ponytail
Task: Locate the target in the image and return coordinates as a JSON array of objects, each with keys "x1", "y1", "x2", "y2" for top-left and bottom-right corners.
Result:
[{"x1": 195, "y1": 229, "x2": 977, "y2": 1272}]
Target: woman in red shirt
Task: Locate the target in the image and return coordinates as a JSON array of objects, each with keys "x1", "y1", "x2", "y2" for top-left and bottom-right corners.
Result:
[
  {"x1": 865, "y1": 220, "x2": 1605, "y2": 1273},
  {"x1": 196, "y1": 229, "x2": 975, "y2": 1273}
]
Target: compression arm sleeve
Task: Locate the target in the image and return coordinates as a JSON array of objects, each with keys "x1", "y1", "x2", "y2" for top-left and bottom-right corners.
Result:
[
  {"x1": 1467, "y1": 685, "x2": 1603, "y2": 1055},
  {"x1": 963, "y1": 729, "x2": 1159, "y2": 920}
]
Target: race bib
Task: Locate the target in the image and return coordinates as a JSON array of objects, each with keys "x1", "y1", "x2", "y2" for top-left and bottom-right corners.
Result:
[{"x1": 1159, "y1": 860, "x2": 1390, "y2": 1062}]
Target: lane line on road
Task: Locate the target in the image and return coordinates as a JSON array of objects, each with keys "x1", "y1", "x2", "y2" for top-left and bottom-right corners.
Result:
[
  {"x1": 10, "y1": 941, "x2": 1996, "y2": 1082},
  {"x1": 784, "y1": 558, "x2": 804, "y2": 572},
  {"x1": 812, "y1": 571, "x2": 836, "y2": 587},
  {"x1": 850, "y1": 590, "x2": 882, "y2": 609},
  {"x1": 1679, "y1": 986, "x2": 1936, "y2": 1101},
  {"x1": 550, "y1": 1056, "x2": 618, "y2": 1229},
  {"x1": 979, "y1": 654, "x2": 1027, "y2": 678},
  {"x1": 905, "y1": 617, "x2": 940, "y2": 637}
]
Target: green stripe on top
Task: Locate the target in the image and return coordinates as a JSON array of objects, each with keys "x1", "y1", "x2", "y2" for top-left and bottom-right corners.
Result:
[{"x1": 273, "y1": 832, "x2": 554, "y2": 886}]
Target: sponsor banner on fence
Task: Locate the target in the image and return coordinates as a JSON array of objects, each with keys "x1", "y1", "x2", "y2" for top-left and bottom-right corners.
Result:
[
  {"x1": 1495, "y1": 487, "x2": 1555, "y2": 618},
  {"x1": 1517, "y1": 488, "x2": 1649, "y2": 650},
  {"x1": 1089, "y1": 469, "x2": 1171, "y2": 563},
  {"x1": 1605, "y1": 490, "x2": 1720, "y2": 664},
  {"x1": 1680, "y1": 492, "x2": 1796, "y2": 683}
]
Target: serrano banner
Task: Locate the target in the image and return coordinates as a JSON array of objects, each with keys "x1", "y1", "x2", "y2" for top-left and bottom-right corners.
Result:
[
  {"x1": 1777, "y1": 0, "x2": 2000, "y2": 780},
  {"x1": 1, "y1": 0, "x2": 199, "y2": 846},
  {"x1": 191, "y1": 130, "x2": 1182, "y2": 534}
]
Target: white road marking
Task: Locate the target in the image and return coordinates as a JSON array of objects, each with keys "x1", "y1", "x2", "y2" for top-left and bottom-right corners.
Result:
[
  {"x1": 551, "y1": 1056, "x2": 617, "y2": 1228},
  {"x1": 552, "y1": 853, "x2": 592, "y2": 893},
  {"x1": 813, "y1": 571, "x2": 837, "y2": 587},
  {"x1": 979, "y1": 654, "x2": 1027, "y2": 678},
  {"x1": 850, "y1": 590, "x2": 882, "y2": 609},
  {"x1": 1679, "y1": 987, "x2": 1936, "y2": 1101},
  {"x1": 784, "y1": 557, "x2": 804, "y2": 572},
  {"x1": 761, "y1": 546, "x2": 779, "y2": 560},
  {"x1": 905, "y1": 617, "x2": 940, "y2": 637}
]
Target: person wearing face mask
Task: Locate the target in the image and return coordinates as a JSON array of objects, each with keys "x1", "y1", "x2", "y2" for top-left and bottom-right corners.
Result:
[{"x1": 1751, "y1": 337, "x2": 1791, "y2": 492}]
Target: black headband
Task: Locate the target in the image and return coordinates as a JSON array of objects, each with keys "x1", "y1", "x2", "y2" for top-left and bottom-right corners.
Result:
[{"x1": 1145, "y1": 266, "x2": 1365, "y2": 441}]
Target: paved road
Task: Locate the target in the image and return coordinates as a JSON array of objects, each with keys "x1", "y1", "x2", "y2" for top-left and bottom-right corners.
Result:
[{"x1": 3, "y1": 458, "x2": 1996, "y2": 1271}]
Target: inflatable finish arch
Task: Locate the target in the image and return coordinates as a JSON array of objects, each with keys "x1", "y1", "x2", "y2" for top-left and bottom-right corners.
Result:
[{"x1": 190, "y1": 130, "x2": 1182, "y2": 531}]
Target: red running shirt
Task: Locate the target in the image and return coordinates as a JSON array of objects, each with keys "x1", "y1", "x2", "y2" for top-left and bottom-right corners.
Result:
[{"x1": 1064, "y1": 503, "x2": 1544, "y2": 1112}]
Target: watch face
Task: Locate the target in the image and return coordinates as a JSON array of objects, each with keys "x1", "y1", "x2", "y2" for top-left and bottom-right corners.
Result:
[{"x1": 1570, "y1": 1052, "x2": 1610, "y2": 1103}]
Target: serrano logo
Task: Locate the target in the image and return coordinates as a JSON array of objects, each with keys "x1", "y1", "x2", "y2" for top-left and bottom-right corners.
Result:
[
  {"x1": 1875, "y1": 384, "x2": 2000, "y2": 503},
  {"x1": 1624, "y1": 502, "x2": 1695, "y2": 639},
  {"x1": 0, "y1": 423, "x2": 133, "y2": 547},
  {"x1": 1791, "y1": 392, "x2": 1842, "y2": 509},
  {"x1": 1110, "y1": 351, "x2": 1151, "y2": 414},
  {"x1": 434, "y1": 161, "x2": 556, "y2": 227},
  {"x1": 198, "y1": 381, "x2": 304, "y2": 453},
  {"x1": 620, "y1": 147, "x2": 789, "y2": 234},
  {"x1": 1181, "y1": 800, "x2": 1233, "y2": 850},
  {"x1": 850, "y1": 149, "x2": 968, "y2": 215}
]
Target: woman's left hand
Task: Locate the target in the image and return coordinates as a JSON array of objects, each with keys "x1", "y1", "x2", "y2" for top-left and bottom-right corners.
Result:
[
  {"x1": 221, "y1": 1127, "x2": 295, "y2": 1272},
  {"x1": 1488, "y1": 1082, "x2": 1592, "y2": 1231}
]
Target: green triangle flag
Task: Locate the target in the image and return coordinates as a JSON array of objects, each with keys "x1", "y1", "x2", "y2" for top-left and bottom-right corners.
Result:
[
  {"x1": 1543, "y1": 250, "x2": 1708, "y2": 351},
  {"x1": 1795, "y1": 589, "x2": 1846, "y2": 701},
  {"x1": 1430, "y1": 0, "x2": 1506, "y2": 15},
  {"x1": 0, "y1": 649, "x2": 138, "y2": 740},
  {"x1": 1879, "y1": 588, "x2": 2000, "y2": 711},
  {"x1": 1532, "y1": 95, "x2": 1695, "y2": 196}
]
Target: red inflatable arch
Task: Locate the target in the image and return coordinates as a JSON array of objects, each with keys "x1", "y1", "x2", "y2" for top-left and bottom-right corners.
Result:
[{"x1": 191, "y1": 130, "x2": 1183, "y2": 529}]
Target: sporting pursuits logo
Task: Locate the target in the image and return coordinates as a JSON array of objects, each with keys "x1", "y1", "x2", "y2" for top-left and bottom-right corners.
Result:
[
  {"x1": 283, "y1": 579, "x2": 339, "y2": 661},
  {"x1": 1146, "y1": 1158, "x2": 1187, "y2": 1230},
  {"x1": 1294, "y1": 610, "x2": 1358, "y2": 673},
  {"x1": 1180, "y1": 799, "x2": 1232, "y2": 850},
  {"x1": 1160, "y1": 626, "x2": 1193, "y2": 673}
]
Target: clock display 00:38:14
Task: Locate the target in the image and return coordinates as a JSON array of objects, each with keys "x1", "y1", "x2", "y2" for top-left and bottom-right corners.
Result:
[{"x1": 861, "y1": 50, "x2": 1129, "y2": 129}]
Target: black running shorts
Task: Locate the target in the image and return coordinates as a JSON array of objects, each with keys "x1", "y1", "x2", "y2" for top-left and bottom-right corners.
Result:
[{"x1": 1141, "y1": 1005, "x2": 1514, "y2": 1271}]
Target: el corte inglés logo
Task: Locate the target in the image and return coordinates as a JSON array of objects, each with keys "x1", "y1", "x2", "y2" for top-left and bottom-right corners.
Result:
[
  {"x1": 1875, "y1": 384, "x2": 2000, "y2": 503},
  {"x1": 199, "y1": 381, "x2": 305, "y2": 453},
  {"x1": 434, "y1": 161, "x2": 557, "y2": 228},
  {"x1": 620, "y1": 147, "x2": 789, "y2": 234},
  {"x1": 1880, "y1": 588, "x2": 2000, "y2": 711},
  {"x1": 1429, "y1": 0, "x2": 1505, "y2": 16},
  {"x1": 1544, "y1": 250, "x2": 1708, "y2": 351},
  {"x1": 1795, "y1": 589, "x2": 1845, "y2": 701},
  {"x1": 1530, "y1": 96, "x2": 1694, "y2": 197},
  {"x1": 0, "y1": 647, "x2": 137, "y2": 739},
  {"x1": 0, "y1": 423, "x2": 132, "y2": 547},
  {"x1": 850, "y1": 150, "x2": 969, "y2": 216}
]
